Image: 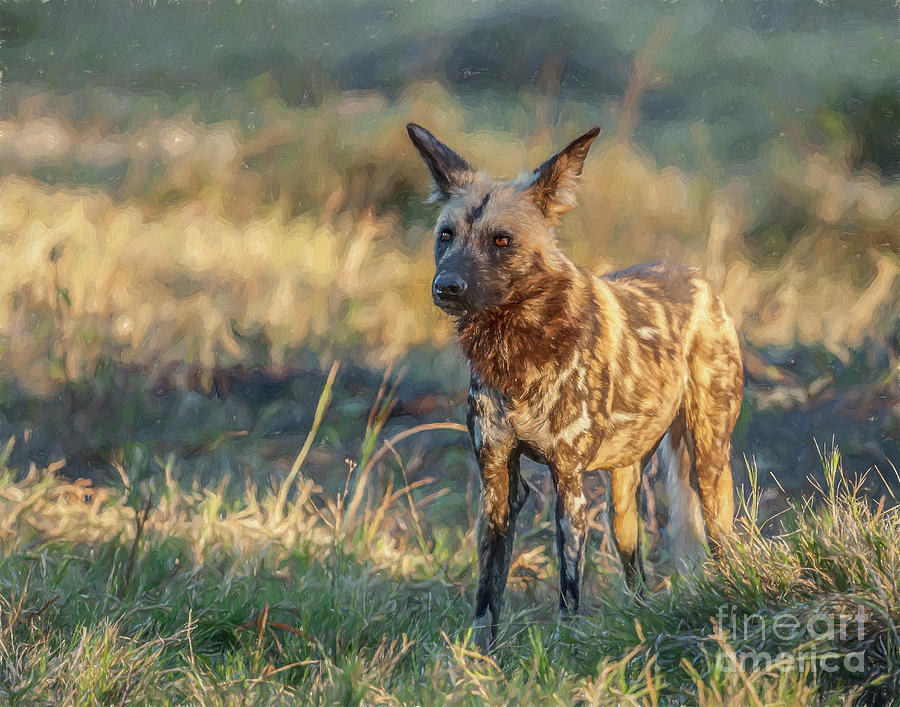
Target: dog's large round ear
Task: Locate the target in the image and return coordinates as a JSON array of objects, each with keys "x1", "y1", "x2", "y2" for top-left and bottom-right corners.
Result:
[
  {"x1": 407, "y1": 123, "x2": 474, "y2": 202},
  {"x1": 526, "y1": 126, "x2": 601, "y2": 219}
]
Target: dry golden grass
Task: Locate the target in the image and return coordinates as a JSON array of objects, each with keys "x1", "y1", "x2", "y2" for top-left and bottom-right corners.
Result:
[{"x1": 0, "y1": 81, "x2": 897, "y2": 397}]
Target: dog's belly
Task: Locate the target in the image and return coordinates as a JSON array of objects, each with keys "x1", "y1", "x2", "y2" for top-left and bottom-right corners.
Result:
[
  {"x1": 507, "y1": 374, "x2": 683, "y2": 472},
  {"x1": 584, "y1": 397, "x2": 681, "y2": 470},
  {"x1": 584, "y1": 357, "x2": 686, "y2": 470}
]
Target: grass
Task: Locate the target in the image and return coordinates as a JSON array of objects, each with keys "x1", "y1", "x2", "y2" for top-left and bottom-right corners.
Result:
[{"x1": 1, "y1": 385, "x2": 898, "y2": 705}]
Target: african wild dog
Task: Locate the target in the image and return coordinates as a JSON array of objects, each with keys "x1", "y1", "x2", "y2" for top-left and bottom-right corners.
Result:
[{"x1": 407, "y1": 123, "x2": 743, "y2": 653}]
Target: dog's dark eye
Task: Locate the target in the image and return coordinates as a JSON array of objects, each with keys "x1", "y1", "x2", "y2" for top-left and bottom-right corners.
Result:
[
  {"x1": 439, "y1": 228, "x2": 454, "y2": 242},
  {"x1": 493, "y1": 233, "x2": 510, "y2": 247}
]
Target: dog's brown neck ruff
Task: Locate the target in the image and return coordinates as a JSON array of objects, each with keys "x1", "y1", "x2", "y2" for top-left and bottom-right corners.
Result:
[{"x1": 456, "y1": 255, "x2": 586, "y2": 398}]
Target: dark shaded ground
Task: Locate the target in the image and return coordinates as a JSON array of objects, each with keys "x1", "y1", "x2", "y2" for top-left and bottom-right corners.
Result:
[{"x1": 1, "y1": 341, "x2": 897, "y2": 524}]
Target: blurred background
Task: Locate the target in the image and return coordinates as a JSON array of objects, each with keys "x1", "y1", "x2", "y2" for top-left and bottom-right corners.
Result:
[{"x1": 0, "y1": 0, "x2": 897, "y2": 522}]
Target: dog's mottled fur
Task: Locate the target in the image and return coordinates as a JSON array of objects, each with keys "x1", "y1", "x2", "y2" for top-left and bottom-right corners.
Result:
[{"x1": 407, "y1": 123, "x2": 743, "y2": 653}]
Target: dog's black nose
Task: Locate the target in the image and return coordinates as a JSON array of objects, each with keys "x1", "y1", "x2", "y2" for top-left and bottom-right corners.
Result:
[{"x1": 433, "y1": 272, "x2": 467, "y2": 299}]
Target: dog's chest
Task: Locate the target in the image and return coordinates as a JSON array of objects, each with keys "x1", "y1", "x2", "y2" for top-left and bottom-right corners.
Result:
[{"x1": 505, "y1": 352, "x2": 593, "y2": 457}]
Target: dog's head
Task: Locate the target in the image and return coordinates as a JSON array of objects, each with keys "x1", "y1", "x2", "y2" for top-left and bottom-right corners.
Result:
[{"x1": 407, "y1": 123, "x2": 601, "y2": 316}]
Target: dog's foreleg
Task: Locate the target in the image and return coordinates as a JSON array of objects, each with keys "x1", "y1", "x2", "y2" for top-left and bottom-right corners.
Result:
[
  {"x1": 552, "y1": 467, "x2": 587, "y2": 614},
  {"x1": 472, "y1": 448, "x2": 528, "y2": 654}
]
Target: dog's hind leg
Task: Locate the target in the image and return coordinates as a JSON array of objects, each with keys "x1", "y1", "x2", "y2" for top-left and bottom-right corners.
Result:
[
  {"x1": 609, "y1": 462, "x2": 647, "y2": 592},
  {"x1": 684, "y1": 398, "x2": 737, "y2": 556},
  {"x1": 684, "y1": 317, "x2": 743, "y2": 555}
]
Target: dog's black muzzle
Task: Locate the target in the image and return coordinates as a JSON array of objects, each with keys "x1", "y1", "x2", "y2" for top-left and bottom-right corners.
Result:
[{"x1": 432, "y1": 270, "x2": 469, "y2": 314}]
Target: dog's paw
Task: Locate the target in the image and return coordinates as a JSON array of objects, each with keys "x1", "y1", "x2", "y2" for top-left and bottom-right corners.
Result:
[{"x1": 470, "y1": 611, "x2": 494, "y2": 655}]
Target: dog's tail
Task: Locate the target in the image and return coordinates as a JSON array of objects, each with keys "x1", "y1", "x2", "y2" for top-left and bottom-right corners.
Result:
[{"x1": 658, "y1": 409, "x2": 707, "y2": 568}]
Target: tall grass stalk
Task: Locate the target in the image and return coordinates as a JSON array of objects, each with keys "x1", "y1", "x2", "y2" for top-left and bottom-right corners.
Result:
[
  {"x1": 272, "y1": 360, "x2": 340, "y2": 523},
  {"x1": 344, "y1": 421, "x2": 467, "y2": 527}
]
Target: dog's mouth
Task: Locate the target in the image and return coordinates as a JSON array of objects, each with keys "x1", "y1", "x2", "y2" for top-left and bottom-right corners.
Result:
[
  {"x1": 432, "y1": 295, "x2": 469, "y2": 316},
  {"x1": 432, "y1": 288, "x2": 519, "y2": 318}
]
